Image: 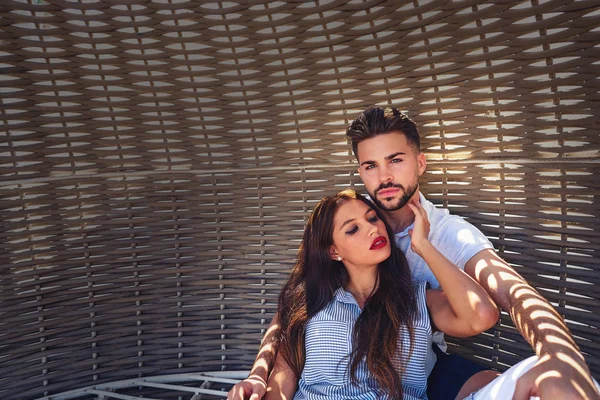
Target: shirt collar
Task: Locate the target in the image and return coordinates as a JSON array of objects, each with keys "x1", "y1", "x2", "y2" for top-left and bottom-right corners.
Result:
[{"x1": 334, "y1": 286, "x2": 360, "y2": 306}]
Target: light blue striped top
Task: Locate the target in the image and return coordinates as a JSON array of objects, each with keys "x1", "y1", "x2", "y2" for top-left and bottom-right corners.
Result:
[{"x1": 294, "y1": 281, "x2": 432, "y2": 400}]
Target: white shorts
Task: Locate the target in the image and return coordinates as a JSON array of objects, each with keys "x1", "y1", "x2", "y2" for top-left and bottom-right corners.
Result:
[{"x1": 464, "y1": 356, "x2": 600, "y2": 400}]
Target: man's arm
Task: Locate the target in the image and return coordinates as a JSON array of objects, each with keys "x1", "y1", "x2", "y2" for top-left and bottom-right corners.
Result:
[
  {"x1": 227, "y1": 314, "x2": 280, "y2": 400},
  {"x1": 466, "y1": 248, "x2": 599, "y2": 399}
]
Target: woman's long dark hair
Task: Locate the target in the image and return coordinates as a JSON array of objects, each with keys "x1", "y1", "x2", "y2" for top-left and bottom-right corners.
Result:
[{"x1": 277, "y1": 189, "x2": 416, "y2": 398}]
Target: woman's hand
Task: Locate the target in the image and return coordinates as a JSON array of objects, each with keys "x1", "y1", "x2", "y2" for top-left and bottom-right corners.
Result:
[
  {"x1": 227, "y1": 375, "x2": 267, "y2": 400},
  {"x1": 407, "y1": 200, "x2": 430, "y2": 257}
]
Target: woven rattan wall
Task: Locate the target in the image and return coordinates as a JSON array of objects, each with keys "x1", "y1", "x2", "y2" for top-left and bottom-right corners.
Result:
[{"x1": 1, "y1": 1, "x2": 599, "y2": 399}]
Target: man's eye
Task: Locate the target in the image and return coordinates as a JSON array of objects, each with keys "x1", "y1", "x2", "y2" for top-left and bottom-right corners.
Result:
[
  {"x1": 345, "y1": 226, "x2": 358, "y2": 235},
  {"x1": 365, "y1": 164, "x2": 375, "y2": 170},
  {"x1": 391, "y1": 158, "x2": 402, "y2": 163}
]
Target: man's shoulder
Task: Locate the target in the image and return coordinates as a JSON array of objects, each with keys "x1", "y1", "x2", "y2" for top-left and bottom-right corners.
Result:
[
  {"x1": 421, "y1": 194, "x2": 490, "y2": 246},
  {"x1": 421, "y1": 194, "x2": 469, "y2": 228}
]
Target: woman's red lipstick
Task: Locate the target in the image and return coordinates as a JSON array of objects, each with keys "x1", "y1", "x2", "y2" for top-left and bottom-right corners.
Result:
[{"x1": 370, "y1": 236, "x2": 387, "y2": 250}]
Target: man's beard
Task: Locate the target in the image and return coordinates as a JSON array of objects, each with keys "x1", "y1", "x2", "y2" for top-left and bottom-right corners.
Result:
[{"x1": 371, "y1": 180, "x2": 419, "y2": 212}]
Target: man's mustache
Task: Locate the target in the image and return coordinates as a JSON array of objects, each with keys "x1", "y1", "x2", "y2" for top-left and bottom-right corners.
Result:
[{"x1": 375, "y1": 182, "x2": 404, "y2": 195}]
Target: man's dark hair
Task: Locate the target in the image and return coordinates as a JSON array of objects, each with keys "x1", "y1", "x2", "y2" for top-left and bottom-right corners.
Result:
[{"x1": 346, "y1": 106, "x2": 421, "y2": 159}]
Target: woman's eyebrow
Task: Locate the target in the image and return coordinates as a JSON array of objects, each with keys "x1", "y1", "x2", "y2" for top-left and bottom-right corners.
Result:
[
  {"x1": 340, "y1": 217, "x2": 356, "y2": 229},
  {"x1": 340, "y1": 209, "x2": 374, "y2": 229}
]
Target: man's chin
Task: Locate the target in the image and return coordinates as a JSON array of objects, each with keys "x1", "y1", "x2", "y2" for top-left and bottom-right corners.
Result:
[{"x1": 376, "y1": 197, "x2": 404, "y2": 212}]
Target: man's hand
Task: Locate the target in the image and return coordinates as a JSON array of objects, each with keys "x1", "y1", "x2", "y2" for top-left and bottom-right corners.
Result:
[
  {"x1": 512, "y1": 353, "x2": 600, "y2": 400},
  {"x1": 227, "y1": 375, "x2": 267, "y2": 400}
]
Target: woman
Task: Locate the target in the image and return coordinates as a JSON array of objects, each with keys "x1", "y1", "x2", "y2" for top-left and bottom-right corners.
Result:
[{"x1": 263, "y1": 189, "x2": 498, "y2": 399}]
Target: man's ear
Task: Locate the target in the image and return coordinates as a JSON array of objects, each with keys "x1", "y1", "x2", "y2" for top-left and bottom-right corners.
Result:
[{"x1": 417, "y1": 151, "x2": 427, "y2": 176}]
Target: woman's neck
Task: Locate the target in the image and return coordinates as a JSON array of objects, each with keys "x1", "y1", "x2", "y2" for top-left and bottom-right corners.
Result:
[{"x1": 344, "y1": 266, "x2": 379, "y2": 308}]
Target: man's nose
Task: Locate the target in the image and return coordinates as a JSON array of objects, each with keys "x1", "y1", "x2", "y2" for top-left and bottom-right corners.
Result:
[{"x1": 378, "y1": 164, "x2": 393, "y2": 183}]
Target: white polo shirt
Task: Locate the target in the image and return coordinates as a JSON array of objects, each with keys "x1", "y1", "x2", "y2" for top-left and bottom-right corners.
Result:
[
  {"x1": 394, "y1": 193, "x2": 494, "y2": 289},
  {"x1": 394, "y1": 193, "x2": 494, "y2": 374}
]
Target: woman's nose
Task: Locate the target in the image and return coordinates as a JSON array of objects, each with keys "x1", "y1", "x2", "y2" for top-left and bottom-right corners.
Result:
[{"x1": 369, "y1": 225, "x2": 378, "y2": 236}]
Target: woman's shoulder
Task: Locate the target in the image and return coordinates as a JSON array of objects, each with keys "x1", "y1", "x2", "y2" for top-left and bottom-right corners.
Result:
[{"x1": 413, "y1": 279, "x2": 429, "y2": 294}]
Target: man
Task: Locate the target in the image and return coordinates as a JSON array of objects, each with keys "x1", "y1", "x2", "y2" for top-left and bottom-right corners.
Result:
[{"x1": 228, "y1": 106, "x2": 600, "y2": 400}]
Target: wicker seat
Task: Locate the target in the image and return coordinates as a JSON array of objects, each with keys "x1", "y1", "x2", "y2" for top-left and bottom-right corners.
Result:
[
  {"x1": 36, "y1": 372, "x2": 246, "y2": 400},
  {"x1": 1, "y1": 1, "x2": 599, "y2": 399}
]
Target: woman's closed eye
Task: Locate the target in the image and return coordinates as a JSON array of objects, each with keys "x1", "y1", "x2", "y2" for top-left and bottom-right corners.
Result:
[
  {"x1": 345, "y1": 214, "x2": 378, "y2": 235},
  {"x1": 345, "y1": 225, "x2": 358, "y2": 235}
]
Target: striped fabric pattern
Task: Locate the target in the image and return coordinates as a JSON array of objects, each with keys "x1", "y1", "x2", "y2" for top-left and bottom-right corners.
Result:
[{"x1": 295, "y1": 281, "x2": 431, "y2": 400}]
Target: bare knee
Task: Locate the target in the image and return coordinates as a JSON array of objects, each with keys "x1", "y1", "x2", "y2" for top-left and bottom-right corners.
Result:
[{"x1": 455, "y1": 370, "x2": 500, "y2": 400}]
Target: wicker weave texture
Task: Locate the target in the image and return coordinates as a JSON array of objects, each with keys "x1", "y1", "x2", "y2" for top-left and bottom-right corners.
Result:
[{"x1": 1, "y1": 1, "x2": 599, "y2": 399}]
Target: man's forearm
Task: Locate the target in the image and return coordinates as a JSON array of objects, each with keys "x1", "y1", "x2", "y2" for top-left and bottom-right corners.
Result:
[
  {"x1": 507, "y1": 281, "x2": 584, "y2": 362},
  {"x1": 469, "y1": 249, "x2": 599, "y2": 398},
  {"x1": 469, "y1": 250, "x2": 586, "y2": 364},
  {"x1": 248, "y1": 314, "x2": 281, "y2": 382}
]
